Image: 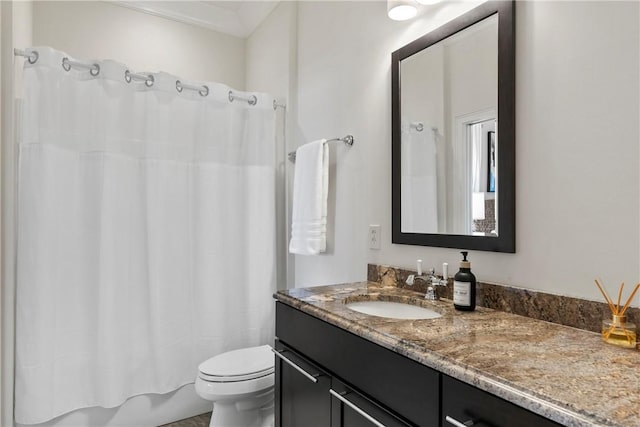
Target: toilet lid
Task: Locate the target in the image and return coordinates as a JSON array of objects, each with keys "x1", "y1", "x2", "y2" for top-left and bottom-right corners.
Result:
[{"x1": 199, "y1": 345, "x2": 274, "y2": 381}]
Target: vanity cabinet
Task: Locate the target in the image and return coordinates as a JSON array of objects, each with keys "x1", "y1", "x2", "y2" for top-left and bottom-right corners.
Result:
[{"x1": 275, "y1": 302, "x2": 561, "y2": 427}]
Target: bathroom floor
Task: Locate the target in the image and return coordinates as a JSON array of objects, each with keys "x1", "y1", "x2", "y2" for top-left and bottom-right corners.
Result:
[{"x1": 159, "y1": 412, "x2": 212, "y2": 427}]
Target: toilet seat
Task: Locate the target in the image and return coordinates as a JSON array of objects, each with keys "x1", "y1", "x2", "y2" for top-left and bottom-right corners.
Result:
[
  {"x1": 199, "y1": 368, "x2": 274, "y2": 383},
  {"x1": 198, "y1": 345, "x2": 274, "y2": 383},
  {"x1": 195, "y1": 345, "x2": 275, "y2": 426}
]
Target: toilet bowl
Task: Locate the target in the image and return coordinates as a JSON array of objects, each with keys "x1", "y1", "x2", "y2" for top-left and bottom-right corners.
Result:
[{"x1": 195, "y1": 345, "x2": 274, "y2": 427}]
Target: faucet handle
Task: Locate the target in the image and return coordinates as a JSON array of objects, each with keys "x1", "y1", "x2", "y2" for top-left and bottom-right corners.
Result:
[
  {"x1": 406, "y1": 274, "x2": 415, "y2": 286},
  {"x1": 433, "y1": 277, "x2": 448, "y2": 287},
  {"x1": 425, "y1": 286, "x2": 436, "y2": 300}
]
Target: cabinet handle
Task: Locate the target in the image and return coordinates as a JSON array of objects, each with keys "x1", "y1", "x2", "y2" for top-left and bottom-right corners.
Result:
[
  {"x1": 329, "y1": 389, "x2": 386, "y2": 427},
  {"x1": 272, "y1": 348, "x2": 319, "y2": 383},
  {"x1": 445, "y1": 415, "x2": 474, "y2": 427}
]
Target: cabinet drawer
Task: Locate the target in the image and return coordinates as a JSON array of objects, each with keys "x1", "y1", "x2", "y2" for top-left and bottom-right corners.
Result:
[
  {"x1": 275, "y1": 342, "x2": 332, "y2": 427},
  {"x1": 331, "y1": 378, "x2": 412, "y2": 427},
  {"x1": 276, "y1": 302, "x2": 439, "y2": 427},
  {"x1": 442, "y1": 375, "x2": 561, "y2": 427}
]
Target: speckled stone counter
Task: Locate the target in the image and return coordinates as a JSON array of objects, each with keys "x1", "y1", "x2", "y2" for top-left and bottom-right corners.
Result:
[
  {"x1": 275, "y1": 282, "x2": 640, "y2": 427},
  {"x1": 367, "y1": 264, "x2": 640, "y2": 334}
]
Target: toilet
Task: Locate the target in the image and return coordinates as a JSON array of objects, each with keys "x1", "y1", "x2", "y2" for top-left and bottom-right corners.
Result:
[{"x1": 195, "y1": 345, "x2": 275, "y2": 427}]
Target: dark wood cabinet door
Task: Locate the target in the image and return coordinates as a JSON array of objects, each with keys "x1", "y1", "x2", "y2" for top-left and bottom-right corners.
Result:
[
  {"x1": 330, "y1": 379, "x2": 412, "y2": 427},
  {"x1": 275, "y1": 342, "x2": 332, "y2": 427},
  {"x1": 276, "y1": 302, "x2": 439, "y2": 427},
  {"x1": 442, "y1": 376, "x2": 561, "y2": 427}
]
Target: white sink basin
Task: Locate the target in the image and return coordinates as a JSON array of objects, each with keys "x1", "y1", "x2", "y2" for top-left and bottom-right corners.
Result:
[{"x1": 345, "y1": 301, "x2": 442, "y2": 320}]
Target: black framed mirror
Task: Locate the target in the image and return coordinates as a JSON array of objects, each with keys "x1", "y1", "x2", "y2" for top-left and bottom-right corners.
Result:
[{"x1": 391, "y1": 0, "x2": 515, "y2": 253}]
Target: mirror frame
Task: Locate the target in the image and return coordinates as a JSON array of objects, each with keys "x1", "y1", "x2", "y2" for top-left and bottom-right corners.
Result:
[{"x1": 391, "y1": 0, "x2": 515, "y2": 253}]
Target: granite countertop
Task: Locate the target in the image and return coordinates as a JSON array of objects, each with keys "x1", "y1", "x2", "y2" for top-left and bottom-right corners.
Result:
[{"x1": 275, "y1": 282, "x2": 640, "y2": 427}]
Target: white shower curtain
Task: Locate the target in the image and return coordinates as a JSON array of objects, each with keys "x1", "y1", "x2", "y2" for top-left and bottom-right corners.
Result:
[
  {"x1": 15, "y1": 47, "x2": 277, "y2": 424},
  {"x1": 400, "y1": 122, "x2": 438, "y2": 233}
]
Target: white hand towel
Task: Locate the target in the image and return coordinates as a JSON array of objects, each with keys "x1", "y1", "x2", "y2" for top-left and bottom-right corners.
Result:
[{"x1": 289, "y1": 139, "x2": 328, "y2": 255}]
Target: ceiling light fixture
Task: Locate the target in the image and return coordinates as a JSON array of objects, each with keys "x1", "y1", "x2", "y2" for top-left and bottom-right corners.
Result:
[{"x1": 387, "y1": 0, "x2": 418, "y2": 21}]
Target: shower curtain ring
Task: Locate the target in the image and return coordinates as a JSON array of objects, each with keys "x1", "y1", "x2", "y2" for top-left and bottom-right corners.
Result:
[
  {"x1": 145, "y1": 75, "x2": 155, "y2": 87},
  {"x1": 176, "y1": 80, "x2": 183, "y2": 93},
  {"x1": 28, "y1": 50, "x2": 39, "y2": 64},
  {"x1": 199, "y1": 85, "x2": 209, "y2": 97},
  {"x1": 124, "y1": 70, "x2": 132, "y2": 83},
  {"x1": 62, "y1": 57, "x2": 71, "y2": 72},
  {"x1": 90, "y1": 64, "x2": 100, "y2": 77}
]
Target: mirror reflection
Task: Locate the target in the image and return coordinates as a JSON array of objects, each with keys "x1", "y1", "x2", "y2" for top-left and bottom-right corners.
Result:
[{"x1": 400, "y1": 14, "x2": 498, "y2": 236}]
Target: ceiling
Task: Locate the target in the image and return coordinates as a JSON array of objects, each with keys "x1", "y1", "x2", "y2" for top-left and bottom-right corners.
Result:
[{"x1": 110, "y1": 1, "x2": 281, "y2": 38}]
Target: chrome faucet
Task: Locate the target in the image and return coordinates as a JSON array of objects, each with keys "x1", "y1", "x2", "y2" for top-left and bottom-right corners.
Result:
[
  {"x1": 426, "y1": 274, "x2": 448, "y2": 301},
  {"x1": 405, "y1": 266, "x2": 436, "y2": 286},
  {"x1": 406, "y1": 265, "x2": 447, "y2": 300}
]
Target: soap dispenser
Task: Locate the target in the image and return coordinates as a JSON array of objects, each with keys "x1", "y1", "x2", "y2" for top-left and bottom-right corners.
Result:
[{"x1": 453, "y1": 251, "x2": 476, "y2": 311}]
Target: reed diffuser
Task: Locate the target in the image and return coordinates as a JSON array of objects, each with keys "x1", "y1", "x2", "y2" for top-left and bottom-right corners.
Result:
[{"x1": 595, "y1": 280, "x2": 638, "y2": 349}]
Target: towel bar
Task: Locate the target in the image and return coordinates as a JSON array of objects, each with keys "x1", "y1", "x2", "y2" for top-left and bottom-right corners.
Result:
[{"x1": 288, "y1": 135, "x2": 354, "y2": 162}]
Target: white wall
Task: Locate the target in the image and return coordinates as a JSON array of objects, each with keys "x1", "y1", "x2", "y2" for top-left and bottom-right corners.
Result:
[
  {"x1": 293, "y1": 0, "x2": 484, "y2": 287},
  {"x1": 292, "y1": 1, "x2": 640, "y2": 306},
  {"x1": 32, "y1": 1, "x2": 245, "y2": 89},
  {"x1": 245, "y1": 1, "x2": 298, "y2": 290}
]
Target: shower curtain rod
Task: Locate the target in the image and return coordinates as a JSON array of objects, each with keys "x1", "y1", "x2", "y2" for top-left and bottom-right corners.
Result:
[
  {"x1": 14, "y1": 48, "x2": 264, "y2": 105},
  {"x1": 14, "y1": 48, "x2": 38, "y2": 64},
  {"x1": 287, "y1": 135, "x2": 354, "y2": 162}
]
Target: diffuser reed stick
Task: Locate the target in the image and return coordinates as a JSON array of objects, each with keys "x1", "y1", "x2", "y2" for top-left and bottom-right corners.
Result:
[
  {"x1": 594, "y1": 279, "x2": 616, "y2": 314},
  {"x1": 616, "y1": 283, "x2": 624, "y2": 313},
  {"x1": 618, "y1": 284, "x2": 640, "y2": 317},
  {"x1": 595, "y1": 280, "x2": 638, "y2": 348}
]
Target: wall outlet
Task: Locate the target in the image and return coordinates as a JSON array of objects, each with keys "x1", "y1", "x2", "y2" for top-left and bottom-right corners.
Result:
[{"x1": 368, "y1": 225, "x2": 381, "y2": 250}]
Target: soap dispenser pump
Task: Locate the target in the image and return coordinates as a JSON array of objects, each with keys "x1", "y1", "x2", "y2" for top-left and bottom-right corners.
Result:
[{"x1": 453, "y1": 251, "x2": 476, "y2": 311}]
